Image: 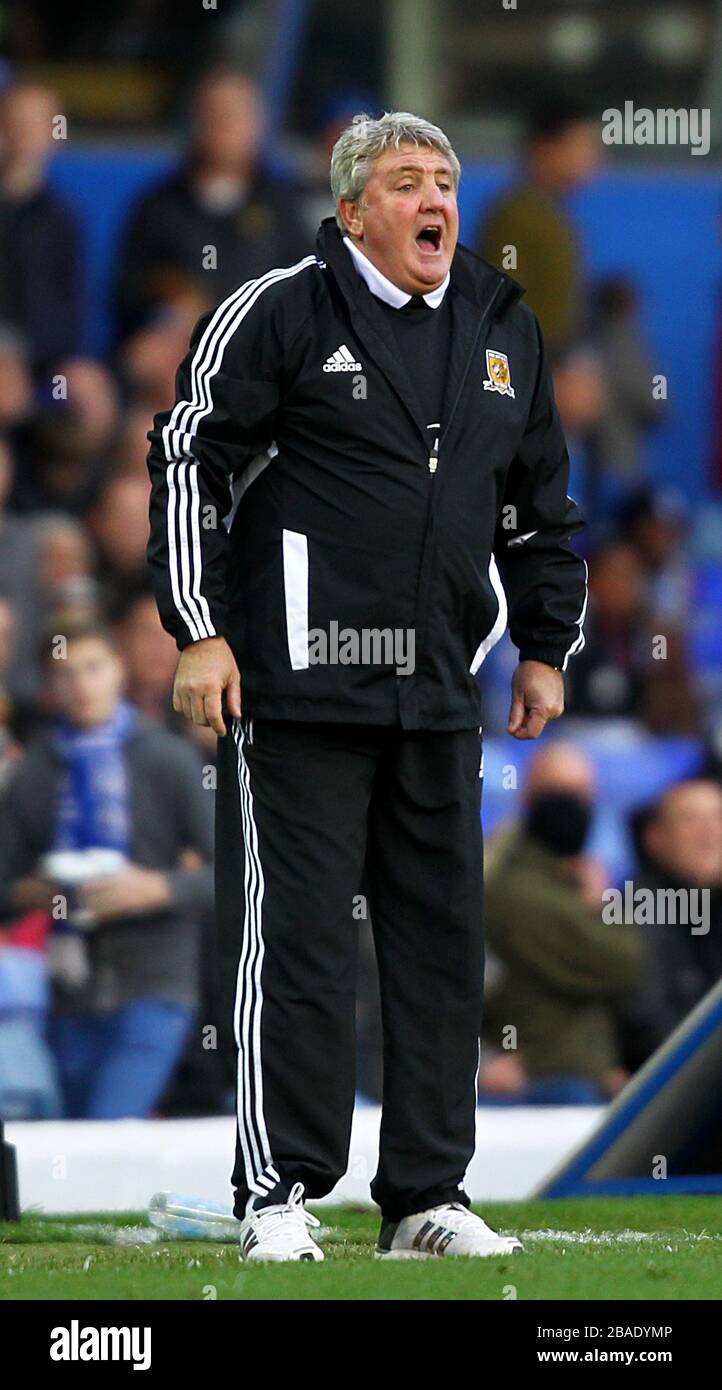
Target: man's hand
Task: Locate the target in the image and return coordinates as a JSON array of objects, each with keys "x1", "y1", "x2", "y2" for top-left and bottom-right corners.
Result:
[
  {"x1": 81, "y1": 865, "x2": 172, "y2": 922},
  {"x1": 172, "y1": 636, "x2": 242, "y2": 736},
  {"x1": 12, "y1": 876, "x2": 58, "y2": 914},
  {"x1": 566, "y1": 854, "x2": 608, "y2": 908},
  {"x1": 507, "y1": 660, "x2": 564, "y2": 740},
  {"x1": 478, "y1": 1052, "x2": 528, "y2": 1097},
  {"x1": 603, "y1": 1067, "x2": 632, "y2": 1098}
]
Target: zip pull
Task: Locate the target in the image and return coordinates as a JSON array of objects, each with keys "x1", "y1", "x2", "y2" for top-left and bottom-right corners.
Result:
[{"x1": 428, "y1": 435, "x2": 439, "y2": 474}]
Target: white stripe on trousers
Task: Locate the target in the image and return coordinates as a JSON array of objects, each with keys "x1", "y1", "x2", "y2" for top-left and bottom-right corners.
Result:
[{"x1": 231, "y1": 717, "x2": 279, "y2": 1196}]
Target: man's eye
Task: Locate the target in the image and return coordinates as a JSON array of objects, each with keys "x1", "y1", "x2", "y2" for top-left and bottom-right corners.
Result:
[{"x1": 398, "y1": 183, "x2": 414, "y2": 192}]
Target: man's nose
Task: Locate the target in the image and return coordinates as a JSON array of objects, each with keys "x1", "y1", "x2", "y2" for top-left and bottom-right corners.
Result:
[{"x1": 420, "y1": 181, "x2": 445, "y2": 212}]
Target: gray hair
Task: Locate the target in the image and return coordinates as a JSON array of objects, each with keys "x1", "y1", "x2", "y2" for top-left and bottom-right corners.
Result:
[{"x1": 330, "y1": 111, "x2": 461, "y2": 231}]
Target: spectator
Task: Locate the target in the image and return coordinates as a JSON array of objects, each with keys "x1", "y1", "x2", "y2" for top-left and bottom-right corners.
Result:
[
  {"x1": 0, "y1": 901, "x2": 59, "y2": 1119},
  {"x1": 11, "y1": 359, "x2": 119, "y2": 515},
  {"x1": 481, "y1": 742, "x2": 641, "y2": 1104},
  {"x1": 115, "y1": 588, "x2": 218, "y2": 758},
  {"x1": 32, "y1": 515, "x2": 102, "y2": 652},
  {"x1": 300, "y1": 91, "x2": 380, "y2": 241},
  {"x1": 589, "y1": 277, "x2": 662, "y2": 505},
  {"x1": 566, "y1": 540, "x2": 700, "y2": 734},
  {"x1": 115, "y1": 590, "x2": 181, "y2": 722},
  {"x1": 478, "y1": 97, "x2": 599, "y2": 354},
  {"x1": 116, "y1": 71, "x2": 308, "y2": 343},
  {"x1": 551, "y1": 345, "x2": 607, "y2": 515},
  {"x1": 0, "y1": 437, "x2": 44, "y2": 702},
  {"x1": 566, "y1": 541, "x2": 647, "y2": 723},
  {"x1": 0, "y1": 80, "x2": 84, "y2": 377},
  {"x1": 0, "y1": 619, "x2": 214, "y2": 1118},
  {"x1": 113, "y1": 405, "x2": 162, "y2": 478},
  {"x1": 0, "y1": 328, "x2": 33, "y2": 429},
  {"x1": 87, "y1": 473, "x2": 154, "y2": 616},
  {"x1": 120, "y1": 284, "x2": 209, "y2": 416},
  {"x1": 0, "y1": 594, "x2": 22, "y2": 769},
  {"x1": 0, "y1": 592, "x2": 39, "y2": 753},
  {"x1": 621, "y1": 780, "x2": 722, "y2": 1066},
  {"x1": 620, "y1": 486, "x2": 691, "y2": 626}
]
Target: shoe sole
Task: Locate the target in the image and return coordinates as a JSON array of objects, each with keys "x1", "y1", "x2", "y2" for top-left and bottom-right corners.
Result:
[
  {"x1": 375, "y1": 1243, "x2": 524, "y2": 1260},
  {"x1": 241, "y1": 1249, "x2": 324, "y2": 1263}
]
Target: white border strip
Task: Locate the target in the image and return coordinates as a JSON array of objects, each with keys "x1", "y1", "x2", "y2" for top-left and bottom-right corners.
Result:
[
  {"x1": 470, "y1": 554, "x2": 508, "y2": 674},
  {"x1": 282, "y1": 529, "x2": 310, "y2": 671}
]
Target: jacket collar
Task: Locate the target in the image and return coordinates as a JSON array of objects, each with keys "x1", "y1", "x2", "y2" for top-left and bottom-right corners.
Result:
[
  {"x1": 342, "y1": 235, "x2": 450, "y2": 309},
  {"x1": 316, "y1": 217, "x2": 524, "y2": 319},
  {"x1": 315, "y1": 218, "x2": 525, "y2": 452}
]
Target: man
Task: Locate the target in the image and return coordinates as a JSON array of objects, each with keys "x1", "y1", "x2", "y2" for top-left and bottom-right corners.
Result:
[
  {"x1": 0, "y1": 438, "x2": 44, "y2": 707},
  {"x1": 0, "y1": 80, "x2": 84, "y2": 375},
  {"x1": 0, "y1": 620, "x2": 213, "y2": 1118},
  {"x1": 482, "y1": 743, "x2": 641, "y2": 1105},
  {"x1": 566, "y1": 540, "x2": 700, "y2": 734},
  {"x1": 146, "y1": 112, "x2": 587, "y2": 1261},
  {"x1": 623, "y1": 780, "x2": 722, "y2": 1065},
  {"x1": 117, "y1": 72, "x2": 307, "y2": 343},
  {"x1": 479, "y1": 98, "x2": 599, "y2": 354}
]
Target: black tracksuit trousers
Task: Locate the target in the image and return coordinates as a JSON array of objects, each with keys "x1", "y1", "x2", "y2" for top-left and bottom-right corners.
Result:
[{"x1": 214, "y1": 715, "x2": 484, "y2": 1222}]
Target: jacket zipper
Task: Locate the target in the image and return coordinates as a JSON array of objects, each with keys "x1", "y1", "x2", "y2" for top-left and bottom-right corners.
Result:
[
  {"x1": 425, "y1": 280, "x2": 505, "y2": 481},
  {"x1": 412, "y1": 280, "x2": 508, "y2": 677}
]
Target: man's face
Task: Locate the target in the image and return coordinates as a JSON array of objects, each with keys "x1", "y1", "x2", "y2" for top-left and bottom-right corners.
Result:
[
  {"x1": 1, "y1": 86, "x2": 55, "y2": 165},
  {"x1": 50, "y1": 637, "x2": 125, "y2": 729},
  {"x1": 556, "y1": 121, "x2": 600, "y2": 186},
  {"x1": 119, "y1": 597, "x2": 179, "y2": 699},
  {"x1": 341, "y1": 143, "x2": 459, "y2": 294},
  {"x1": 533, "y1": 120, "x2": 600, "y2": 191},
  {"x1": 0, "y1": 598, "x2": 13, "y2": 672},
  {"x1": 193, "y1": 77, "x2": 263, "y2": 172},
  {"x1": 90, "y1": 477, "x2": 152, "y2": 575},
  {"x1": 645, "y1": 782, "x2": 722, "y2": 887},
  {"x1": 590, "y1": 544, "x2": 646, "y2": 624}
]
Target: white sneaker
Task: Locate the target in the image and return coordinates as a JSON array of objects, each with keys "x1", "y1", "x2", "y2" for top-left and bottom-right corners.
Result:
[
  {"x1": 239, "y1": 1182, "x2": 324, "y2": 1262},
  {"x1": 376, "y1": 1202, "x2": 524, "y2": 1259}
]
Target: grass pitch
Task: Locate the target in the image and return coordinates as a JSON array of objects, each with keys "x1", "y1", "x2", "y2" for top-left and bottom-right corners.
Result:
[{"x1": 1, "y1": 1196, "x2": 721, "y2": 1300}]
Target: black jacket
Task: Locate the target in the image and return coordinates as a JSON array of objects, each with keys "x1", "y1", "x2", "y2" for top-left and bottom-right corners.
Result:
[
  {"x1": 0, "y1": 186, "x2": 83, "y2": 371},
  {"x1": 117, "y1": 166, "x2": 308, "y2": 341},
  {"x1": 147, "y1": 219, "x2": 587, "y2": 731}
]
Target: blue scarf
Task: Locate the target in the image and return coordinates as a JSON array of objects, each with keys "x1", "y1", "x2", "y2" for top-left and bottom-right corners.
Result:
[{"x1": 52, "y1": 701, "x2": 137, "y2": 855}]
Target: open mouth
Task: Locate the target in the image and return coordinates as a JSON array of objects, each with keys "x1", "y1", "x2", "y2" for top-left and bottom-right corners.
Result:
[{"x1": 415, "y1": 225, "x2": 442, "y2": 252}]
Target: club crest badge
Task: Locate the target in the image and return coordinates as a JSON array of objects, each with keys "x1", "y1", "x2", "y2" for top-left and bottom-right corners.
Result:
[{"x1": 483, "y1": 349, "x2": 515, "y2": 398}]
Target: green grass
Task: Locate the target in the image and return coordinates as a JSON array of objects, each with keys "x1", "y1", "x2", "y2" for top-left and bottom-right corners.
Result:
[{"x1": 1, "y1": 1197, "x2": 721, "y2": 1300}]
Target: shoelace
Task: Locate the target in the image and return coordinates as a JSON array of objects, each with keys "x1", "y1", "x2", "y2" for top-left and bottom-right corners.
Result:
[
  {"x1": 431, "y1": 1203, "x2": 495, "y2": 1238},
  {"x1": 252, "y1": 1182, "x2": 320, "y2": 1240}
]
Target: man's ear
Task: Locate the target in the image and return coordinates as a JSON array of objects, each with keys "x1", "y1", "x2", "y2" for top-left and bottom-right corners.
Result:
[{"x1": 338, "y1": 198, "x2": 363, "y2": 238}]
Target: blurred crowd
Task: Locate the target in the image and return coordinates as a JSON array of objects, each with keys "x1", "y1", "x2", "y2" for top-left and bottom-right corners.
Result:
[{"x1": 0, "y1": 71, "x2": 719, "y2": 1120}]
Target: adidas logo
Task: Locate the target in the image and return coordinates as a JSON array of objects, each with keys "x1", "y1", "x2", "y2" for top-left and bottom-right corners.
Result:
[{"x1": 323, "y1": 343, "x2": 362, "y2": 372}]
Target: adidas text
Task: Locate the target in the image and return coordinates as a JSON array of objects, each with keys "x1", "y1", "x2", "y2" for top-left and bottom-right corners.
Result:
[{"x1": 323, "y1": 344, "x2": 362, "y2": 372}]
